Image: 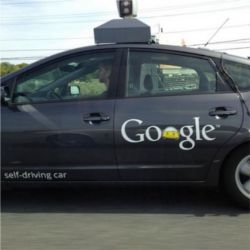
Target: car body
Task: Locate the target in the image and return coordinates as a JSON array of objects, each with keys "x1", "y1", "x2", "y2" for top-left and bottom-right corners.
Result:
[{"x1": 1, "y1": 43, "x2": 250, "y2": 207}]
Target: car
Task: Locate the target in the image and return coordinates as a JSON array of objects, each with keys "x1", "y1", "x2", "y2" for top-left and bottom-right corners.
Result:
[{"x1": 1, "y1": 41, "x2": 250, "y2": 208}]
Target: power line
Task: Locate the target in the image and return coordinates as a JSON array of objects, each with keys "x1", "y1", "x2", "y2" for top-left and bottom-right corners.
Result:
[
  {"x1": 143, "y1": 4, "x2": 250, "y2": 19},
  {"x1": 0, "y1": 37, "x2": 93, "y2": 42},
  {"x1": 1, "y1": 0, "x2": 72, "y2": 5},
  {"x1": 1, "y1": 0, "x2": 240, "y2": 19},
  {"x1": 1, "y1": 24, "x2": 249, "y2": 42},
  {"x1": 190, "y1": 38, "x2": 250, "y2": 46},
  {"x1": 1, "y1": 10, "x2": 114, "y2": 20},
  {"x1": 0, "y1": 37, "x2": 249, "y2": 49},
  {"x1": 216, "y1": 46, "x2": 250, "y2": 51},
  {"x1": 232, "y1": 41, "x2": 250, "y2": 44},
  {"x1": 1, "y1": 49, "x2": 67, "y2": 52},
  {"x1": 0, "y1": 0, "x2": 236, "y2": 10},
  {"x1": 166, "y1": 24, "x2": 250, "y2": 34},
  {"x1": 1, "y1": 56, "x2": 45, "y2": 61},
  {"x1": 2, "y1": 5, "x2": 250, "y2": 25}
]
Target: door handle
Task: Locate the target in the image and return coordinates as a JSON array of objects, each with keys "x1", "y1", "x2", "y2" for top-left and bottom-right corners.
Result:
[
  {"x1": 83, "y1": 113, "x2": 110, "y2": 124},
  {"x1": 209, "y1": 107, "x2": 237, "y2": 118}
]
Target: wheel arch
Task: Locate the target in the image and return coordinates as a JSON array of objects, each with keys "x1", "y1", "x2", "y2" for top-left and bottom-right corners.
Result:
[
  {"x1": 219, "y1": 141, "x2": 250, "y2": 184},
  {"x1": 206, "y1": 140, "x2": 250, "y2": 187}
]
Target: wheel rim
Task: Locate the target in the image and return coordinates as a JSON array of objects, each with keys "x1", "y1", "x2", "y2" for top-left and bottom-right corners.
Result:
[{"x1": 235, "y1": 155, "x2": 250, "y2": 199}]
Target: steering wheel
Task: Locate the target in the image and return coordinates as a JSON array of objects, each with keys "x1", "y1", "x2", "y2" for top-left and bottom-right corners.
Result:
[{"x1": 46, "y1": 90, "x2": 62, "y2": 100}]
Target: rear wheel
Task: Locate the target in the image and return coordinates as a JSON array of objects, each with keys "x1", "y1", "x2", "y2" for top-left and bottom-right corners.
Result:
[{"x1": 222, "y1": 145, "x2": 250, "y2": 208}]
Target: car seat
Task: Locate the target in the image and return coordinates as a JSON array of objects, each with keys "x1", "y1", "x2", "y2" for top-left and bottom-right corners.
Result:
[{"x1": 143, "y1": 74, "x2": 153, "y2": 96}]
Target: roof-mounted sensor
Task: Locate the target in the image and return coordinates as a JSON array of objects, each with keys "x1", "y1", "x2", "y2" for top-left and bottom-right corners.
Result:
[
  {"x1": 116, "y1": 0, "x2": 138, "y2": 18},
  {"x1": 94, "y1": 18, "x2": 151, "y2": 44},
  {"x1": 94, "y1": 0, "x2": 150, "y2": 44}
]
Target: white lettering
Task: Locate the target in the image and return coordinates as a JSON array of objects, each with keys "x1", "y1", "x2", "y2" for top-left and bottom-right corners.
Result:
[
  {"x1": 121, "y1": 117, "x2": 217, "y2": 150},
  {"x1": 53, "y1": 172, "x2": 67, "y2": 179},
  {"x1": 121, "y1": 119, "x2": 144, "y2": 143},
  {"x1": 4, "y1": 173, "x2": 10, "y2": 179},
  {"x1": 3, "y1": 171, "x2": 66, "y2": 180},
  {"x1": 179, "y1": 126, "x2": 195, "y2": 150},
  {"x1": 145, "y1": 126, "x2": 162, "y2": 142},
  {"x1": 202, "y1": 125, "x2": 216, "y2": 141},
  {"x1": 194, "y1": 117, "x2": 202, "y2": 141}
]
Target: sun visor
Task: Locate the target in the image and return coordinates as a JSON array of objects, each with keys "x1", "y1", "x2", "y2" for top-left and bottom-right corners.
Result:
[{"x1": 94, "y1": 18, "x2": 151, "y2": 44}]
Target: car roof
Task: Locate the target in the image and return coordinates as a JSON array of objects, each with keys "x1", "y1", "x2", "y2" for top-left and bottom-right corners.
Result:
[
  {"x1": 1, "y1": 43, "x2": 249, "y2": 82},
  {"x1": 43, "y1": 43, "x2": 250, "y2": 63}
]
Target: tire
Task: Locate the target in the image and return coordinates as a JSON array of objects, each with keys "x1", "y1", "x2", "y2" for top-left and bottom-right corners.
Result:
[{"x1": 222, "y1": 145, "x2": 250, "y2": 209}]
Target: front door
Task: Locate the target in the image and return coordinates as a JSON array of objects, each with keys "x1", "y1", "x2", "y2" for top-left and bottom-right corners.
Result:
[{"x1": 2, "y1": 50, "x2": 119, "y2": 182}]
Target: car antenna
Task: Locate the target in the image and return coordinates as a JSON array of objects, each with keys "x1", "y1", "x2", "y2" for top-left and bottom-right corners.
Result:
[{"x1": 204, "y1": 18, "x2": 230, "y2": 47}]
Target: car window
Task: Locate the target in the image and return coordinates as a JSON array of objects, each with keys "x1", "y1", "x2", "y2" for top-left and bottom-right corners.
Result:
[
  {"x1": 125, "y1": 51, "x2": 217, "y2": 97},
  {"x1": 223, "y1": 60, "x2": 250, "y2": 91},
  {"x1": 14, "y1": 52, "x2": 115, "y2": 104}
]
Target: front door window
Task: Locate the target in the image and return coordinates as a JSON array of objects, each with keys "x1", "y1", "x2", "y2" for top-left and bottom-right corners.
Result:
[{"x1": 14, "y1": 52, "x2": 115, "y2": 104}]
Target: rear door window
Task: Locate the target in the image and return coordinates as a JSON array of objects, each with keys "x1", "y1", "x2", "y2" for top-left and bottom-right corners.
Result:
[
  {"x1": 125, "y1": 51, "x2": 217, "y2": 97},
  {"x1": 223, "y1": 60, "x2": 250, "y2": 91}
]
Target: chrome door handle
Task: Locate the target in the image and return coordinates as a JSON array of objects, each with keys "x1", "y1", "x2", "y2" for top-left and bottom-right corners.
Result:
[
  {"x1": 209, "y1": 107, "x2": 237, "y2": 117},
  {"x1": 83, "y1": 113, "x2": 110, "y2": 124}
]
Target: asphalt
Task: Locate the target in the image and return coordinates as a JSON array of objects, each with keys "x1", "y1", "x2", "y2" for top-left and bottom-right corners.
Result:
[{"x1": 1, "y1": 184, "x2": 250, "y2": 250}]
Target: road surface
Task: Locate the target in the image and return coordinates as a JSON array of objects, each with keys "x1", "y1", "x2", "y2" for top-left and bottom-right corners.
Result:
[{"x1": 1, "y1": 184, "x2": 250, "y2": 250}]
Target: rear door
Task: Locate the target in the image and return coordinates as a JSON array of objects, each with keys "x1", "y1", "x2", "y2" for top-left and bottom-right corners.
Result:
[
  {"x1": 2, "y1": 49, "x2": 120, "y2": 182},
  {"x1": 114, "y1": 49, "x2": 243, "y2": 181}
]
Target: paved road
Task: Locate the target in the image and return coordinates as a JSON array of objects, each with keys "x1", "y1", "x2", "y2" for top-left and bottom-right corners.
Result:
[{"x1": 1, "y1": 184, "x2": 250, "y2": 250}]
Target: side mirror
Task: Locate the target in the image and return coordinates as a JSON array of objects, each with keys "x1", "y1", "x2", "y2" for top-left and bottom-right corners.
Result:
[
  {"x1": 70, "y1": 85, "x2": 80, "y2": 96},
  {"x1": 1, "y1": 86, "x2": 11, "y2": 105}
]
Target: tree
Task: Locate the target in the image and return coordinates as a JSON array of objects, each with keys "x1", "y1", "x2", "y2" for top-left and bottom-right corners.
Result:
[{"x1": 0, "y1": 62, "x2": 28, "y2": 77}]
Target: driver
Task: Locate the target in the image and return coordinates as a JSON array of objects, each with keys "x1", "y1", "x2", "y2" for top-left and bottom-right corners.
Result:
[{"x1": 97, "y1": 62, "x2": 112, "y2": 89}]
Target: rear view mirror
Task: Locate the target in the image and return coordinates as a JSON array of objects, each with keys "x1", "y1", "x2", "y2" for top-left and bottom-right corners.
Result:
[
  {"x1": 70, "y1": 85, "x2": 80, "y2": 96},
  {"x1": 59, "y1": 63, "x2": 82, "y2": 73}
]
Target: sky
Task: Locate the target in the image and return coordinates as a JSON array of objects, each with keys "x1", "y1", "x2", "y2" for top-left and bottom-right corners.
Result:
[{"x1": 0, "y1": 0, "x2": 250, "y2": 64}]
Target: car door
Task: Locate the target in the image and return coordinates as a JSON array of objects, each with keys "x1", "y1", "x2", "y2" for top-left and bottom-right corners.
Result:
[
  {"x1": 114, "y1": 49, "x2": 243, "y2": 181},
  {"x1": 1, "y1": 49, "x2": 120, "y2": 182}
]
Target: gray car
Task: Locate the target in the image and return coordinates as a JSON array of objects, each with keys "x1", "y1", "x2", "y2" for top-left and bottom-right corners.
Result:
[{"x1": 1, "y1": 43, "x2": 250, "y2": 208}]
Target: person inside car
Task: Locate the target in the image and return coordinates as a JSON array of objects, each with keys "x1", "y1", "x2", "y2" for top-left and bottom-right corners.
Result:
[{"x1": 97, "y1": 62, "x2": 112, "y2": 91}]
